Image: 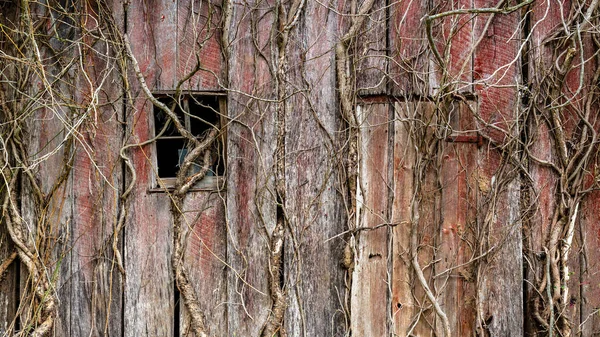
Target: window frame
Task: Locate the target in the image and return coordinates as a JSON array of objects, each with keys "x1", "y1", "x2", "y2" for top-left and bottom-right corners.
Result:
[{"x1": 148, "y1": 91, "x2": 227, "y2": 192}]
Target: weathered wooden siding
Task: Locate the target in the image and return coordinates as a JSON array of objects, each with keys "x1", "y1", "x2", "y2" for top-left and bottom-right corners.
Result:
[
  {"x1": 472, "y1": 0, "x2": 523, "y2": 334},
  {"x1": 2, "y1": 0, "x2": 600, "y2": 336},
  {"x1": 283, "y1": 1, "x2": 346, "y2": 335},
  {"x1": 352, "y1": 102, "x2": 391, "y2": 336},
  {"x1": 225, "y1": 0, "x2": 276, "y2": 335},
  {"x1": 0, "y1": 4, "x2": 21, "y2": 335},
  {"x1": 69, "y1": 3, "x2": 125, "y2": 337},
  {"x1": 125, "y1": 1, "x2": 227, "y2": 337}
]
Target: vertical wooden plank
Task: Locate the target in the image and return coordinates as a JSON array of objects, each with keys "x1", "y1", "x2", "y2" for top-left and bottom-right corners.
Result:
[
  {"x1": 392, "y1": 101, "x2": 438, "y2": 336},
  {"x1": 70, "y1": 112, "x2": 122, "y2": 337},
  {"x1": 69, "y1": 2, "x2": 124, "y2": 336},
  {"x1": 525, "y1": 0, "x2": 600, "y2": 334},
  {"x1": 356, "y1": 0, "x2": 388, "y2": 95},
  {"x1": 124, "y1": 1, "x2": 178, "y2": 336},
  {"x1": 437, "y1": 101, "x2": 477, "y2": 336},
  {"x1": 282, "y1": 2, "x2": 347, "y2": 336},
  {"x1": 473, "y1": 2, "x2": 523, "y2": 335},
  {"x1": 389, "y1": 0, "x2": 429, "y2": 95},
  {"x1": 226, "y1": 1, "x2": 276, "y2": 335},
  {"x1": 124, "y1": 98, "x2": 174, "y2": 337},
  {"x1": 391, "y1": 101, "x2": 417, "y2": 335},
  {"x1": 177, "y1": 0, "x2": 223, "y2": 91},
  {"x1": 127, "y1": 0, "x2": 178, "y2": 90},
  {"x1": 350, "y1": 103, "x2": 390, "y2": 336},
  {"x1": 179, "y1": 193, "x2": 227, "y2": 336},
  {"x1": 16, "y1": 3, "x2": 75, "y2": 334},
  {"x1": 414, "y1": 102, "x2": 441, "y2": 337},
  {"x1": 0, "y1": 3, "x2": 20, "y2": 334},
  {"x1": 21, "y1": 103, "x2": 73, "y2": 337},
  {"x1": 524, "y1": 1, "x2": 562, "y2": 335},
  {"x1": 580, "y1": 188, "x2": 600, "y2": 336}
]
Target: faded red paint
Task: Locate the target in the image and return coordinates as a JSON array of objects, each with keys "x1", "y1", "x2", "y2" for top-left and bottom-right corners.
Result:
[{"x1": 389, "y1": 0, "x2": 428, "y2": 95}]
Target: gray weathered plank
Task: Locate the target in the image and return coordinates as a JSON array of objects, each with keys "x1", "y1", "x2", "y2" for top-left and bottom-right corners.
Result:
[
  {"x1": 391, "y1": 101, "x2": 438, "y2": 336},
  {"x1": 356, "y1": 0, "x2": 388, "y2": 95},
  {"x1": 350, "y1": 103, "x2": 391, "y2": 336},
  {"x1": 473, "y1": 1, "x2": 523, "y2": 334},
  {"x1": 391, "y1": 101, "x2": 417, "y2": 336},
  {"x1": 282, "y1": 1, "x2": 347, "y2": 336},
  {"x1": 0, "y1": 3, "x2": 21, "y2": 334},
  {"x1": 225, "y1": 1, "x2": 276, "y2": 335},
  {"x1": 180, "y1": 193, "x2": 228, "y2": 337},
  {"x1": 124, "y1": 1, "x2": 178, "y2": 336}
]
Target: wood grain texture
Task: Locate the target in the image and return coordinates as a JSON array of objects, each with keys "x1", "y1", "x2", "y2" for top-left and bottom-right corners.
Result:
[
  {"x1": 437, "y1": 101, "x2": 477, "y2": 336},
  {"x1": 356, "y1": 0, "x2": 388, "y2": 95},
  {"x1": 21, "y1": 106, "x2": 73, "y2": 337},
  {"x1": 124, "y1": 97, "x2": 175, "y2": 337},
  {"x1": 69, "y1": 3, "x2": 124, "y2": 336},
  {"x1": 180, "y1": 193, "x2": 227, "y2": 337},
  {"x1": 0, "y1": 4, "x2": 20, "y2": 334},
  {"x1": 18, "y1": 3, "x2": 76, "y2": 332},
  {"x1": 524, "y1": 1, "x2": 562, "y2": 335},
  {"x1": 389, "y1": 0, "x2": 429, "y2": 95},
  {"x1": 70, "y1": 109, "x2": 122, "y2": 337},
  {"x1": 391, "y1": 101, "x2": 417, "y2": 335},
  {"x1": 473, "y1": 2, "x2": 523, "y2": 335},
  {"x1": 351, "y1": 103, "x2": 391, "y2": 336},
  {"x1": 177, "y1": 0, "x2": 223, "y2": 91},
  {"x1": 225, "y1": 1, "x2": 276, "y2": 335},
  {"x1": 391, "y1": 101, "x2": 438, "y2": 336},
  {"x1": 413, "y1": 102, "x2": 441, "y2": 337},
  {"x1": 282, "y1": 2, "x2": 347, "y2": 336},
  {"x1": 124, "y1": 1, "x2": 178, "y2": 336}
]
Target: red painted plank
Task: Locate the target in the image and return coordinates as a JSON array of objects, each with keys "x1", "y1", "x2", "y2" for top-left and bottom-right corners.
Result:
[
  {"x1": 225, "y1": 1, "x2": 276, "y2": 335},
  {"x1": 124, "y1": 2, "x2": 178, "y2": 336},
  {"x1": 124, "y1": 99, "x2": 175, "y2": 337},
  {"x1": 69, "y1": 2, "x2": 124, "y2": 336},
  {"x1": 431, "y1": 0, "x2": 474, "y2": 94},
  {"x1": 473, "y1": 2, "x2": 523, "y2": 335},
  {"x1": 437, "y1": 101, "x2": 477, "y2": 336},
  {"x1": 177, "y1": 0, "x2": 223, "y2": 91},
  {"x1": 180, "y1": 193, "x2": 227, "y2": 336},
  {"x1": 389, "y1": 0, "x2": 429, "y2": 95}
]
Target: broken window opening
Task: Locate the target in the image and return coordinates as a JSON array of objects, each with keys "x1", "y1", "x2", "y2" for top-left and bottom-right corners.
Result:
[{"x1": 152, "y1": 93, "x2": 226, "y2": 190}]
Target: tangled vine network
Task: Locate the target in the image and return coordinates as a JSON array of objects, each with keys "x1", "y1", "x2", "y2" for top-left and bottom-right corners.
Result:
[{"x1": 1, "y1": 0, "x2": 599, "y2": 336}]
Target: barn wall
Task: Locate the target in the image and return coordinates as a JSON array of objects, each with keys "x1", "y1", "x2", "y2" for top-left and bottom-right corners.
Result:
[{"x1": 1, "y1": 0, "x2": 600, "y2": 336}]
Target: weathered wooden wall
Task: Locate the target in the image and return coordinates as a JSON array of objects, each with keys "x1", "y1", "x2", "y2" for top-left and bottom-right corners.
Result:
[{"x1": 1, "y1": 0, "x2": 600, "y2": 336}]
